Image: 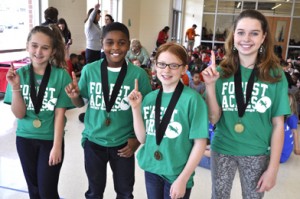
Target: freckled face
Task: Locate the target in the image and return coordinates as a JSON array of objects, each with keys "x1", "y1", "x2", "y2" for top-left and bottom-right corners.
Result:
[{"x1": 155, "y1": 51, "x2": 187, "y2": 92}]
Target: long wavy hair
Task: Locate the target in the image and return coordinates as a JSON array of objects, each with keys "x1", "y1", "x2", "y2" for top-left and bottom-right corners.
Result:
[
  {"x1": 220, "y1": 10, "x2": 281, "y2": 83},
  {"x1": 27, "y1": 24, "x2": 66, "y2": 69},
  {"x1": 58, "y1": 18, "x2": 71, "y2": 37}
]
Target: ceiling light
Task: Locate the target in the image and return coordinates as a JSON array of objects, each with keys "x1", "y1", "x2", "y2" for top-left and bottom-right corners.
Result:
[
  {"x1": 272, "y1": 3, "x2": 282, "y2": 10},
  {"x1": 237, "y1": 2, "x2": 241, "y2": 9}
]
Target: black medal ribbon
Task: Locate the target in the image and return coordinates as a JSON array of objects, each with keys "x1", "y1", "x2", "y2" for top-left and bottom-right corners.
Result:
[
  {"x1": 155, "y1": 81, "x2": 184, "y2": 146},
  {"x1": 101, "y1": 58, "x2": 127, "y2": 115},
  {"x1": 234, "y1": 64, "x2": 256, "y2": 117},
  {"x1": 30, "y1": 63, "x2": 51, "y2": 114}
]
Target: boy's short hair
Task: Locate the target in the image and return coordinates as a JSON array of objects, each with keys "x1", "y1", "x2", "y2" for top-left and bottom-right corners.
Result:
[
  {"x1": 70, "y1": 53, "x2": 78, "y2": 60},
  {"x1": 192, "y1": 53, "x2": 199, "y2": 59},
  {"x1": 78, "y1": 54, "x2": 84, "y2": 61},
  {"x1": 102, "y1": 22, "x2": 130, "y2": 40},
  {"x1": 191, "y1": 70, "x2": 200, "y2": 77},
  {"x1": 192, "y1": 24, "x2": 197, "y2": 28},
  {"x1": 44, "y1": 7, "x2": 59, "y2": 22}
]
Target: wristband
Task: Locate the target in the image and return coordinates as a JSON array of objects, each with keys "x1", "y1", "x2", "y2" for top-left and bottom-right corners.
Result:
[{"x1": 12, "y1": 89, "x2": 21, "y2": 92}]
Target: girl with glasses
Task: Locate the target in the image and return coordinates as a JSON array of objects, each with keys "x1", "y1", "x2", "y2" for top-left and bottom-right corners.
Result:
[{"x1": 128, "y1": 42, "x2": 208, "y2": 199}]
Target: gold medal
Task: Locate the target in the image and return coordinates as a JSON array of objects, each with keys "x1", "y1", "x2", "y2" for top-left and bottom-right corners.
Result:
[
  {"x1": 33, "y1": 119, "x2": 41, "y2": 128},
  {"x1": 154, "y1": 150, "x2": 162, "y2": 160},
  {"x1": 105, "y1": 117, "x2": 111, "y2": 126},
  {"x1": 234, "y1": 122, "x2": 244, "y2": 133}
]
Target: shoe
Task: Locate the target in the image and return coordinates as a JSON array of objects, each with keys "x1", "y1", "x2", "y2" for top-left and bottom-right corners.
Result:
[{"x1": 79, "y1": 113, "x2": 85, "y2": 123}]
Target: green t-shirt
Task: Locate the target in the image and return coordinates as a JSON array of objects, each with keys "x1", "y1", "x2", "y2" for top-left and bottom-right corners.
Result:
[
  {"x1": 137, "y1": 86, "x2": 208, "y2": 188},
  {"x1": 4, "y1": 65, "x2": 74, "y2": 140},
  {"x1": 212, "y1": 66, "x2": 291, "y2": 156},
  {"x1": 78, "y1": 59, "x2": 152, "y2": 147}
]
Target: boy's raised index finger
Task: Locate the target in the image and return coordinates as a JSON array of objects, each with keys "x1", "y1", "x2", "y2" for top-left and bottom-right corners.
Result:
[
  {"x1": 210, "y1": 50, "x2": 216, "y2": 68},
  {"x1": 134, "y1": 79, "x2": 138, "y2": 91}
]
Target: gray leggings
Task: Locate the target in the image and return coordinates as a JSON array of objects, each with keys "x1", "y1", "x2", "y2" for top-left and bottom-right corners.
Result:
[{"x1": 211, "y1": 151, "x2": 270, "y2": 199}]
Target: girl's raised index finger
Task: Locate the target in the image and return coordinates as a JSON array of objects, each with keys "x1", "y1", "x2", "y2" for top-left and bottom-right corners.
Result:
[
  {"x1": 134, "y1": 79, "x2": 138, "y2": 91},
  {"x1": 210, "y1": 50, "x2": 216, "y2": 68},
  {"x1": 71, "y1": 71, "x2": 78, "y2": 85},
  {"x1": 10, "y1": 62, "x2": 15, "y2": 71}
]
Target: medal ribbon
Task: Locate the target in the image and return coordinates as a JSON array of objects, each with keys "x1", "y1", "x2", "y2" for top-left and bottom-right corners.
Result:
[
  {"x1": 101, "y1": 58, "x2": 127, "y2": 114},
  {"x1": 155, "y1": 81, "x2": 184, "y2": 146},
  {"x1": 234, "y1": 64, "x2": 256, "y2": 117},
  {"x1": 30, "y1": 63, "x2": 51, "y2": 114}
]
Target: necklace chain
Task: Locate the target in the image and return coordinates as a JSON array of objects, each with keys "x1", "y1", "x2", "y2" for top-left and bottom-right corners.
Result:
[{"x1": 245, "y1": 63, "x2": 255, "y2": 68}]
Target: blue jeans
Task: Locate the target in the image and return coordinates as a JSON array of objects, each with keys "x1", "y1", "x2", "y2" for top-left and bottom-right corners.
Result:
[
  {"x1": 84, "y1": 140, "x2": 135, "y2": 199},
  {"x1": 144, "y1": 171, "x2": 191, "y2": 199},
  {"x1": 16, "y1": 136, "x2": 64, "y2": 199},
  {"x1": 198, "y1": 156, "x2": 211, "y2": 170}
]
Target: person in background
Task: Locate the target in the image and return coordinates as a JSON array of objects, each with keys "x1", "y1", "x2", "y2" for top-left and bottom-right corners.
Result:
[
  {"x1": 58, "y1": 18, "x2": 72, "y2": 59},
  {"x1": 189, "y1": 70, "x2": 205, "y2": 95},
  {"x1": 126, "y1": 39, "x2": 149, "y2": 67},
  {"x1": 41, "y1": 7, "x2": 59, "y2": 26},
  {"x1": 84, "y1": 3, "x2": 102, "y2": 64},
  {"x1": 198, "y1": 123, "x2": 215, "y2": 170},
  {"x1": 156, "y1": 26, "x2": 170, "y2": 48},
  {"x1": 73, "y1": 54, "x2": 85, "y2": 79},
  {"x1": 188, "y1": 53, "x2": 202, "y2": 73},
  {"x1": 128, "y1": 42, "x2": 208, "y2": 199},
  {"x1": 65, "y1": 22, "x2": 152, "y2": 199},
  {"x1": 281, "y1": 60, "x2": 295, "y2": 89},
  {"x1": 131, "y1": 58, "x2": 141, "y2": 67},
  {"x1": 100, "y1": 14, "x2": 115, "y2": 58},
  {"x1": 79, "y1": 3, "x2": 102, "y2": 122},
  {"x1": 280, "y1": 93, "x2": 300, "y2": 163},
  {"x1": 66, "y1": 53, "x2": 78, "y2": 77},
  {"x1": 4, "y1": 25, "x2": 73, "y2": 199},
  {"x1": 103, "y1": 14, "x2": 114, "y2": 31},
  {"x1": 185, "y1": 24, "x2": 199, "y2": 52},
  {"x1": 202, "y1": 9, "x2": 290, "y2": 199}
]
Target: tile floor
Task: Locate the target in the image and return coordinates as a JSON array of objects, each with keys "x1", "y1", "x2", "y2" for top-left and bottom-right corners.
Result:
[{"x1": 0, "y1": 98, "x2": 300, "y2": 199}]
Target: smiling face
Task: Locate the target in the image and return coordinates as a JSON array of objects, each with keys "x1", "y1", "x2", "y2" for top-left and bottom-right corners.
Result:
[
  {"x1": 155, "y1": 51, "x2": 187, "y2": 92},
  {"x1": 234, "y1": 17, "x2": 266, "y2": 59},
  {"x1": 27, "y1": 32, "x2": 55, "y2": 68},
  {"x1": 102, "y1": 30, "x2": 130, "y2": 68}
]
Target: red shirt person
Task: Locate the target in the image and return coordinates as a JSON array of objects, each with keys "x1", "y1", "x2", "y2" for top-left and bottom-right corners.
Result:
[{"x1": 156, "y1": 26, "x2": 170, "y2": 48}]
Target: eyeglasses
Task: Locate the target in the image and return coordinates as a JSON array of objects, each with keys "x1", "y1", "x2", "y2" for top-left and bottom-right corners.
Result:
[{"x1": 155, "y1": 62, "x2": 184, "y2": 70}]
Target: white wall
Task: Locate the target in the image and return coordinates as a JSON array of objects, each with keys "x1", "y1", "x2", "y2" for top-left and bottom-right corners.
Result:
[
  {"x1": 121, "y1": 0, "x2": 141, "y2": 41},
  {"x1": 121, "y1": 0, "x2": 172, "y2": 54},
  {"x1": 139, "y1": 0, "x2": 172, "y2": 53}
]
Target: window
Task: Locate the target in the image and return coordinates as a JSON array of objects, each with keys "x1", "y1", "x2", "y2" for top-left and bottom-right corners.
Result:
[
  {"x1": 171, "y1": 0, "x2": 183, "y2": 43},
  {"x1": 0, "y1": 0, "x2": 33, "y2": 52}
]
